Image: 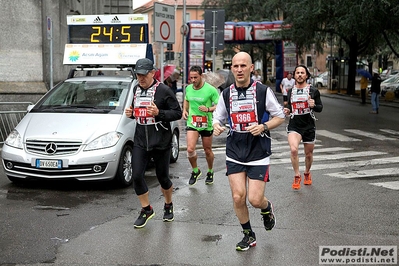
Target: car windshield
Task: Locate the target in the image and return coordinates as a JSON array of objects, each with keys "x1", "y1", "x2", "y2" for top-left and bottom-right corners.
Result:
[
  {"x1": 382, "y1": 75, "x2": 399, "y2": 84},
  {"x1": 33, "y1": 80, "x2": 131, "y2": 114}
]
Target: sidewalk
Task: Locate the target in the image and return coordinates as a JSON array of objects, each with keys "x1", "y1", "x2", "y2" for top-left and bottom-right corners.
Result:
[{"x1": 272, "y1": 86, "x2": 399, "y2": 109}]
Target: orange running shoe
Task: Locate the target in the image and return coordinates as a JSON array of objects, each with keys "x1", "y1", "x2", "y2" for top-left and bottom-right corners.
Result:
[
  {"x1": 292, "y1": 175, "x2": 301, "y2": 190},
  {"x1": 304, "y1": 172, "x2": 312, "y2": 185}
]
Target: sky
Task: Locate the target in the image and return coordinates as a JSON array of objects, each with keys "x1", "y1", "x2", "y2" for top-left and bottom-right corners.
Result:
[{"x1": 132, "y1": 0, "x2": 151, "y2": 9}]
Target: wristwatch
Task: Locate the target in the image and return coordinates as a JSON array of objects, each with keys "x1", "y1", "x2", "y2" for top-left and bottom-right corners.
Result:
[{"x1": 263, "y1": 123, "x2": 269, "y2": 132}]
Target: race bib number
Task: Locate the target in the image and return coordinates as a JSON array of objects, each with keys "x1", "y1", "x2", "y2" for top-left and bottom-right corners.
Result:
[
  {"x1": 292, "y1": 102, "x2": 309, "y2": 110},
  {"x1": 292, "y1": 102, "x2": 311, "y2": 115},
  {"x1": 230, "y1": 111, "x2": 256, "y2": 124},
  {"x1": 191, "y1": 115, "x2": 208, "y2": 128},
  {"x1": 134, "y1": 107, "x2": 152, "y2": 118}
]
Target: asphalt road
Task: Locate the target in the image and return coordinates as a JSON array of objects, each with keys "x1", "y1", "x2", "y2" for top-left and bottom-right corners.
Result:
[{"x1": 0, "y1": 92, "x2": 398, "y2": 265}]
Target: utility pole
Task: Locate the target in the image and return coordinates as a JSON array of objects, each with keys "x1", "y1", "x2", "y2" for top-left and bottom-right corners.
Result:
[
  {"x1": 204, "y1": 9, "x2": 224, "y2": 72},
  {"x1": 182, "y1": 0, "x2": 187, "y2": 94},
  {"x1": 211, "y1": 10, "x2": 216, "y2": 72}
]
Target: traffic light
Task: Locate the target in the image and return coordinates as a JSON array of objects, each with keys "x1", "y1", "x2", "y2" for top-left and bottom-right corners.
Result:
[{"x1": 166, "y1": 44, "x2": 173, "y2": 51}]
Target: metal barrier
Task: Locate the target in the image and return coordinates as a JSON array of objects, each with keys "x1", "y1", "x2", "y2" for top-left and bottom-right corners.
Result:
[{"x1": 0, "y1": 102, "x2": 33, "y2": 145}]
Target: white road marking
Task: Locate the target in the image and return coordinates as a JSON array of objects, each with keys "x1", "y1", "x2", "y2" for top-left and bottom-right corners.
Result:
[
  {"x1": 317, "y1": 129, "x2": 361, "y2": 142},
  {"x1": 295, "y1": 156, "x2": 399, "y2": 171},
  {"x1": 273, "y1": 147, "x2": 352, "y2": 157},
  {"x1": 325, "y1": 167, "x2": 399, "y2": 179},
  {"x1": 271, "y1": 139, "x2": 290, "y2": 145},
  {"x1": 344, "y1": 129, "x2": 396, "y2": 141},
  {"x1": 370, "y1": 181, "x2": 399, "y2": 190},
  {"x1": 272, "y1": 151, "x2": 386, "y2": 164},
  {"x1": 271, "y1": 143, "x2": 323, "y2": 151},
  {"x1": 379, "y1": 129, "x2": 399, "y2": 136},
  {"x1": 273, "y1": 130, "x2": 288, "y2": 138}
]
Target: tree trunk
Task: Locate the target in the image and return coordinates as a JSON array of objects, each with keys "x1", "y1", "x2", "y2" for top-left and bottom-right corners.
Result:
[{"x1": 347, "y1": 39, "x2": 359, "y2": 95}]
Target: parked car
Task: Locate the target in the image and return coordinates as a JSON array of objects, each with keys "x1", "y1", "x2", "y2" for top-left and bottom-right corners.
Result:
[
  {"x1": 379, "y1": 74, "x2": 399, "y2": 97},
  {"x1": 314, "y1": 71, "x2": 328, "y2": 88},
  {"x1": 1, "y1": 68, "x2": 180, "y2": 187},
  {"x1": 380, "y1": 69, "x2": 399, "y2": 80}
]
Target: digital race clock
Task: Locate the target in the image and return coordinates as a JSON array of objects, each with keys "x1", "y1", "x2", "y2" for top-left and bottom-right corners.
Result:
[
  {"x1": 67, "y1": 14, "x2": 149, "y2": 44},
  {"x1": 68, "y1": 24, "x2": 147, "y2": 43},
  {"x1": 64, "y1": 14, "x2": 153, "y2": 65}
]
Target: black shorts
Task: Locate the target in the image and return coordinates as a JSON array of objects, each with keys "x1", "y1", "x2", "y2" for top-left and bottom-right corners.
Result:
[
  {"x1": 283, "y1": 95, "x2": 288, "y2": 102},
  {"x1": 287, "y1": 125, "x2": 316, "y2": 143},
  {"x1": 226, "y1": 161, "x2": 270, "y2": 182},
  {"x1": 186, "y1": 127, "x2": 213, "y2": 137}
]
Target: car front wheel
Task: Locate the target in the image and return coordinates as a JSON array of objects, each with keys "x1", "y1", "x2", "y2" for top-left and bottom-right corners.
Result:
[
  {"x1": 114, "y1": 144, "x2": 133, "y2": 187},
  {"x1": 170, "y1": 129, "x2": 179, "y2": 163}
]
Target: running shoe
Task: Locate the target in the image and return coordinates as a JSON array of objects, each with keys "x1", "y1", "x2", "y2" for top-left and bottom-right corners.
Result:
[
  {"x1": 261, "y1": 201, "x2": 276, "y2": 231},
  {"x1": 236, "y1": 230, "x2": 256, "y2": 251},
  {"x1": 189, "y1": 169, "x2": 201, "y2": 186},
  {"x1": 205, "y1": 171, "x2": 214, "y2": 185},
  {"x1": 292, "y1": 175, "x2": 301, "y2": 190},
  {"x1": 163, "y1": 205, "x2": 174, "y2": 222},
  {"x1": 304, "y1": 172, "x2": 312, "y2": 185},
  {"x1": 134, "y1": 208, "x2": 155, "y2": 228}
]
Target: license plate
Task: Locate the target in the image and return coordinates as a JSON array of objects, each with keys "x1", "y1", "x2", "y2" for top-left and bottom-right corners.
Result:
[{"x1": 36, "y1": 159, "x2": 62, "y2": 169}]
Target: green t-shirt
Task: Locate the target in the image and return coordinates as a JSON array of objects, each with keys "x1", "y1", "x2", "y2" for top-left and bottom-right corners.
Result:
[{"x1": 185, "y1": 82, "x2": 219, "y2": 131}]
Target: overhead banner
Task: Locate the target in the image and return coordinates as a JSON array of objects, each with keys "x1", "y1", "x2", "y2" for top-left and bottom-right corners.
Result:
[{"x1": 63, "y1": 43, "x2": 148, "y2": 65}]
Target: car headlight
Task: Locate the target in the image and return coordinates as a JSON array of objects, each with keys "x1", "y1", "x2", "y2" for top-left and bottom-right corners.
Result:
[
  {"x1": 84, "y1": 132, "x2": 122, "y2": 151},
  {"x1": 5, "y1": 130, "x2": 23, "y2": 149}
]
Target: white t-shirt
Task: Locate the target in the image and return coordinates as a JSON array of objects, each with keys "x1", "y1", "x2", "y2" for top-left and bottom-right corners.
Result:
[
  {"x1": 281, "y1": 78, "x2": 295, "y2": 96},
  {"x1": 252, "y1": 74, "x2": 262, "y2": 82}
]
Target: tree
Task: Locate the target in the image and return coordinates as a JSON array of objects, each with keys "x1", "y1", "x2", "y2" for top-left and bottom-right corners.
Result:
[
  {"x1": 262, "y1": 0, "x2": 399, "y2": 94},
  {"x1": 202, "y1": 0, "x2": 399, "y2": 94}
]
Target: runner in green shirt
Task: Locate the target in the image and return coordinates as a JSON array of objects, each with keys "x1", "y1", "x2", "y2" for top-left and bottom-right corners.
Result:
[{"x1": 183, "y1": 65, "x2": 220, "y2": 186}]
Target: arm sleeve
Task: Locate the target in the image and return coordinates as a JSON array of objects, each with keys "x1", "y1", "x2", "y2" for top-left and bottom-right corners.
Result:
[
  {"x1": 212, "y1": 91, "x2": 228, "y2": 125},
  {"x1": 312, "y1": 89, "x2": 323, "y2": 113},
  {"x1": 211, "y1": 87, "x2": 220, "y2": 104},
  {"x1": 156, "y1": 85, "x2": 182, "y2": 122},
  {"x1": 265, "y1": 87, "x2": 285, "y2": 118}
]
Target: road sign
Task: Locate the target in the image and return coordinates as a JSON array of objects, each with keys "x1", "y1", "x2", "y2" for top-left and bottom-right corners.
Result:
[{"x1": 154, "y1": 3, "x2": 175, "y2": 43}]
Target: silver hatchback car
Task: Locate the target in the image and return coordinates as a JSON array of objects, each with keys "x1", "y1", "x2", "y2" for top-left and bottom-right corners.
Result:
[{"x1": 1, "y1": 70, "x2": 180, "y2": 187}]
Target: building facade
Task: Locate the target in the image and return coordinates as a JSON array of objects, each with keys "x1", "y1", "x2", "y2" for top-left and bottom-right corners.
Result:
[{"x1": 0, "y1": 0, "x2": 132, "y2": 102}]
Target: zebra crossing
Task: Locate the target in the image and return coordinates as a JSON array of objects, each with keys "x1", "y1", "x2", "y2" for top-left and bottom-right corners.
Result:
[{"x1": 210, "y1": 128, "x2": 399, "y2": 190}]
